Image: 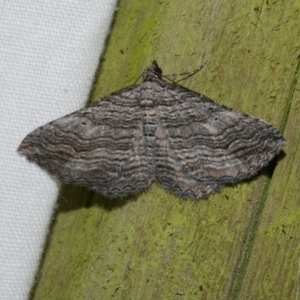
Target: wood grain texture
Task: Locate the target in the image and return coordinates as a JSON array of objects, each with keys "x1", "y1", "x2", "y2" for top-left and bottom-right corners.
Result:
[{"x1": 30, "y1": 1, "x2": 300, "y2": 300}]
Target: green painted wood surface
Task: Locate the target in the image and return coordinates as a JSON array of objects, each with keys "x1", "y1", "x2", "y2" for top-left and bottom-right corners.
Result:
[{"x1": 31, "y1": 1, "x2": 300, "y2": 299}]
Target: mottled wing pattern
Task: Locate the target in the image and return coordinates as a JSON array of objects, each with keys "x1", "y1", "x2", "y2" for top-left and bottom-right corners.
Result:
[
  {"x1": 156, "y1": 81, "x2": 285, "y2": 198},
  {"x1": 18, "y1": 86, "x2": 152, "y2": 198},
  {"x1": 18, "y1": 61, "x2": 286, "y2": 199}
]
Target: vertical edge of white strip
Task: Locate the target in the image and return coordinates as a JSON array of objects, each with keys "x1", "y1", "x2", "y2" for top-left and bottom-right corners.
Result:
[{"x1": 0, "y1": 1, "x2": 118, "y2": 299}]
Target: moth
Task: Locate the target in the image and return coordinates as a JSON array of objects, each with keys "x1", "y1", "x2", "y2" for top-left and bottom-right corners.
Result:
[{"x1": 18, "y1": 61, "x2": 285, "y2": 199}]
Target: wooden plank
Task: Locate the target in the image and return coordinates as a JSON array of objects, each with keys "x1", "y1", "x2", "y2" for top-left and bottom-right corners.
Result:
[
  {"x1": 32, "y1": 1, "x2": 297, "y2": 299},
  {"x1": 238, "y1": 54, "x2": 300, "y2": 298}
]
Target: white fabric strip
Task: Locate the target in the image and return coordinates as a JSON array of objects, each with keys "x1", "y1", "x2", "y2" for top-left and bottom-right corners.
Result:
[{"x1": 0, "y1": 1, "x2": 117, "y2": 299}]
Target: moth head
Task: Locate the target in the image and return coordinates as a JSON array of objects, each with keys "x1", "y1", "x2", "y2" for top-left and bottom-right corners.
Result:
[{"x1": 144, "y1": 60, "x2": 162, "y2": 81}]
